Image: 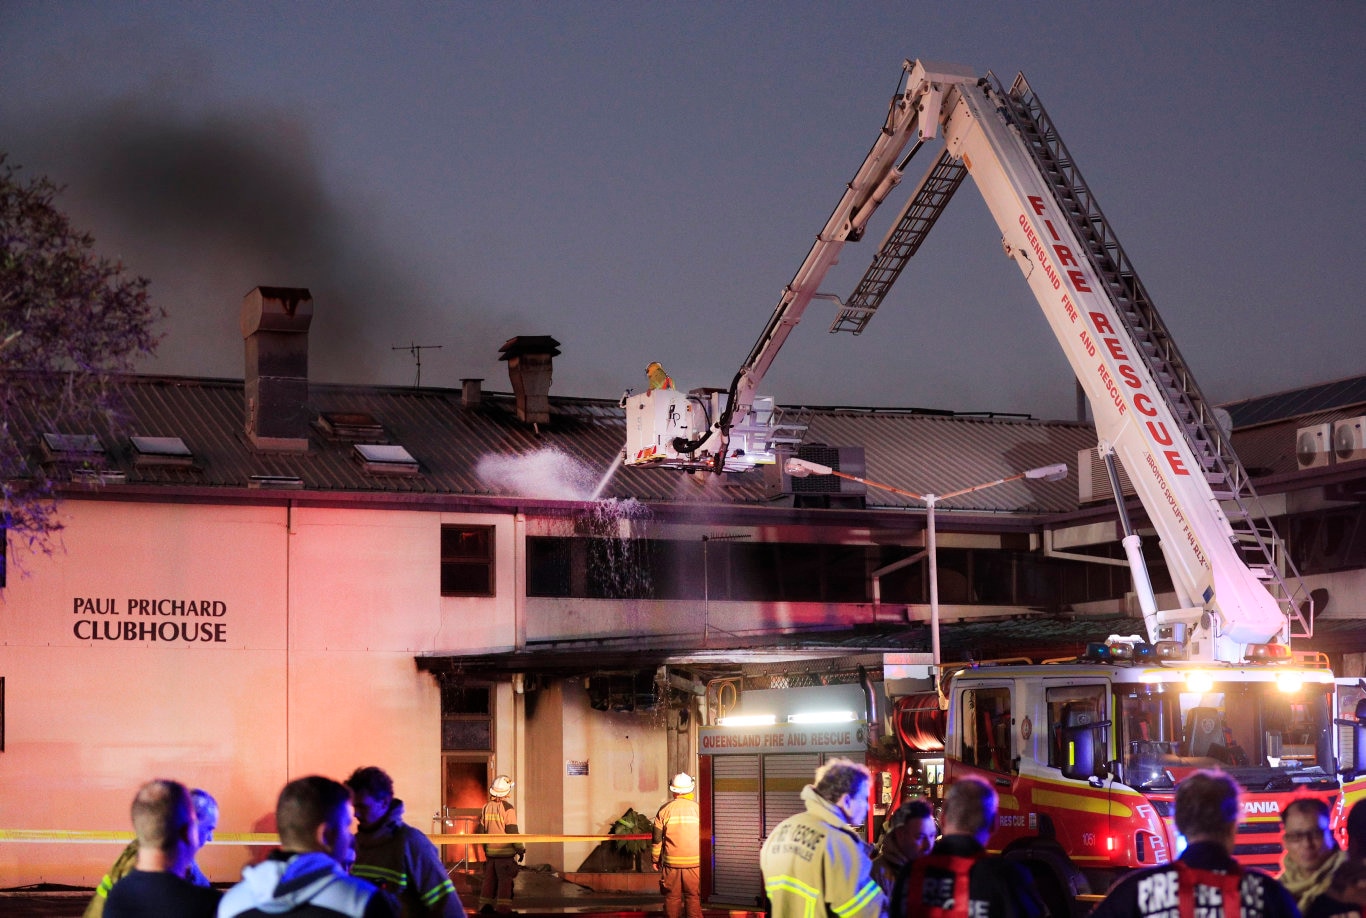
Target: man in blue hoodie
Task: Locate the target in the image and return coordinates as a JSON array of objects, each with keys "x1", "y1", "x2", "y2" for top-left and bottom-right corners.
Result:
[{"x1": 219, "y1": 776, "x2": 399, "y2": 918}]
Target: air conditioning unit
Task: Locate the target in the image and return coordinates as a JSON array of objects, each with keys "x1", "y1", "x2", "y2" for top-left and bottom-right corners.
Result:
[
  {"x1": 1077, "y1": 447, "x2": 1135, "y2": 504},
  {"x1": 1333, "y1": 416, "x2": 1366, "y2": 463},
  {"x1": 1296, "y1": 423, "x2": 1333, "y2": 470},
  {"x1": 769, "y1": 444, "x2": 867, "y2": 508}
]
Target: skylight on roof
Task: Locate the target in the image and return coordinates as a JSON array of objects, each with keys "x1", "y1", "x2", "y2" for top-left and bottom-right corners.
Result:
[
  {"x1": 131, "y1": 436, "x2": 192, "y2": 457},
  {"x1": 130, "y1": 435, "x2": 195, "y2": 468},
  {"x1": 354, "y1": 443, "x2": 420, "y2": 475},
  {"x1": 42, "y1": 432, "x2": 103, "y2": 456}
]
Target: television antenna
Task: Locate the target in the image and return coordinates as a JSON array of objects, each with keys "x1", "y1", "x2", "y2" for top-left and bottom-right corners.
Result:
[{"x1": 392, "y1": 342, "x2": 443, "y2": 388}]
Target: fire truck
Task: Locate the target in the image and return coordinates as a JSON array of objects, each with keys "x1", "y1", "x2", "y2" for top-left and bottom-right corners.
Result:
[{"x1": 622, "y1": 60, "x2": 1366, "y2": 909}]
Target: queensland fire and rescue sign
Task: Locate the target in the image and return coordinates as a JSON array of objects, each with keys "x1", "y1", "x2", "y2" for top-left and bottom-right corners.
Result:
[
  {"x1": 699, "y1": 722, "x2": 867, "y2": 755},
  {"x1": 71, "y1": 597, "x2": 229, "y2": 644}
]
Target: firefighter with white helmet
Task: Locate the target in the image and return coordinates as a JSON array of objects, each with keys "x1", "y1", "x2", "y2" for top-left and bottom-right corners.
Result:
[
  {"x1": 477, "y1": 774, "x2": 522, "y2": 914},
  {"x1": 653, "y1": 773, "x2": 701, "y2": 918}
]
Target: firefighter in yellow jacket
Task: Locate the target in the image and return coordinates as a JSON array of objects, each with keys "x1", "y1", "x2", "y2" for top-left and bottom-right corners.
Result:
[
  {"x1": 760, "y1": 758, "x2": 884, "y2": 918},
  {"x1": 477, "y1": 775, "x2": 523, "y2": 914},
  {"x1": 653, "y1": 773, "x2": 702, "y2": 918}
]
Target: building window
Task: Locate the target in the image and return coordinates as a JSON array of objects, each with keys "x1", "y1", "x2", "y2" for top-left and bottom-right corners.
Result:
[
  {"x1": 441, "y1": 526, "x2": 495, "y2": 596},
  {"x1": 962, "y1": 686, "x2": 1012, "y2": 773},
  {"x1": 1046, "y1": 684, "x2": 1106, "y2": 770},
  {"x1": 441, "y1": 683, "x2": 491, "y2": 751}
]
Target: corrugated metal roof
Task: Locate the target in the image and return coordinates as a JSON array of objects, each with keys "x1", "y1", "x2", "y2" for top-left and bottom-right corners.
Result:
[
  {"x1": 7, "y1": 373, "x2": 1095, "y2": 512},
  {"x1": 800, "y1": 410, "x2": 1093, "y2": 513},
  {"x1": 1223, "y1": 374, "x2": 1366, "y2": 428}
]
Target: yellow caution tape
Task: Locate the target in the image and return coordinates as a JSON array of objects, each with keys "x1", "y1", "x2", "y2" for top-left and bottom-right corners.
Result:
[
  {"x1": 0, "y1": 829, "x2": 279, "y2": 844},
  {"x1": 430, "y1": 834, "x2": 650, "y2": 844},
  {"x1": 0, "y1": 829, "x2": 650, "y2": 845}
]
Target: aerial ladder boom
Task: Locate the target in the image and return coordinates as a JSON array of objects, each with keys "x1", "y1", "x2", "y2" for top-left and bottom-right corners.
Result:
[{"x1": 860, "y1": 64, "x2": 1309, "y2": 660}]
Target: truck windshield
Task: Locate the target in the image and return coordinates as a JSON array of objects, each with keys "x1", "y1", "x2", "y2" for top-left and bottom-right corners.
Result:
[{"x1": 1116, "y1": 679, "x2": 1335, "y2": 791}]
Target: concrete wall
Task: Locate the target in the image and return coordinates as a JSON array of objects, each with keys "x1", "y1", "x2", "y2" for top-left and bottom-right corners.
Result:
[{"x1": 0, "y1": 498, "x2": 513, "y2": 887}]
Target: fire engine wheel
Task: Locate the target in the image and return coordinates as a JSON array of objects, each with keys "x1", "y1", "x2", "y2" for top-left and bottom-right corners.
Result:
[{"x1": 1003, "y1": 846, "x2": 1086, "y2": 918}]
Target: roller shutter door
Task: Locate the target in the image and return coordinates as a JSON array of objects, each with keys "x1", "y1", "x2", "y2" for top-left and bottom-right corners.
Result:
[
  {"x1": 762, "y1": 753, "x2": 820, "y2": 835},
  {"x1": 711, "y1": 754, "x2": 762, "y2": 904}
]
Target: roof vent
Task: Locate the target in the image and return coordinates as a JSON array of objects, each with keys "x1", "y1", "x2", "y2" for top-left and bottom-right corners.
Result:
[
  {"x1": 248, "y1": 474, "x2": 305, "y2": 489},
  {"x1": 71, "y1": 468, "x2": 126, "y2": 485},
  {"x1": 462, "y1": 378, "x2": 483, "y2": 409},
  {"x1": 498, "y1": 336, "x2": 560, "y2": 426},
  {"x1": 316, "y1": 411, "x2": 387, "y2": 442}
]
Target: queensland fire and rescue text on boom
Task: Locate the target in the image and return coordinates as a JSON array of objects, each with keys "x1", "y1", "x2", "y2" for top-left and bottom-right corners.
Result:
[{"x1": 1021, "y1": 195, "x2": 1191, "y2": 482}]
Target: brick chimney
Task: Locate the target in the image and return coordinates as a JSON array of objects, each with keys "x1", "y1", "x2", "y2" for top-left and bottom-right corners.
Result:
[
  {"x1": 241, "y1": 286, "x2": 313, "y2": 451},
  {"x1": 498, "y1": 335, "x2": 560, "y2": 426}
]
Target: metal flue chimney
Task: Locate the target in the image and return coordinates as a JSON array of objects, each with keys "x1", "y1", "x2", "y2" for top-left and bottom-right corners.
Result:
[
  {"x1": 498, "y1": 336, "x2": 560, "y2": 426},
  {"x1": 241, "y1": 286, "x2": 313, "y2": 451}
]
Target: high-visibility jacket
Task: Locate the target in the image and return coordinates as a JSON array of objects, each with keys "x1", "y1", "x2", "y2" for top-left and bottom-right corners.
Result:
[
  {"x1": 760, "y1": 786, "x2": 884, "y2": 918},
  {"x1": 652, "y1": 795, "x2": 700, "y2": 868},
  {"x1": 479, "y1": 798, "x2": 523, "y2": 857}
]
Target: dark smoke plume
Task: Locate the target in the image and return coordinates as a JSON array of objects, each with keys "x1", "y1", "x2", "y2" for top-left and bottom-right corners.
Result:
[{"x1": 8, "y1": 100, "x2": 510, "y2": 387}]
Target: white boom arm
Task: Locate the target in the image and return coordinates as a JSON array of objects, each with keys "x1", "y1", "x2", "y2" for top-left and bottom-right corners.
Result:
[
  {"x1": 622, "y1": 61, "x2": 974, "y2": 473},
  {"x1": 927, "y1": 70, "x2": 1291, "y2": 660}
]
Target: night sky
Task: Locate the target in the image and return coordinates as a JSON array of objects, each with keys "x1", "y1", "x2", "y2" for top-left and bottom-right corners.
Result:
[{"x1": 3, "y1": 1, "x2": 1362, "y2": 421}]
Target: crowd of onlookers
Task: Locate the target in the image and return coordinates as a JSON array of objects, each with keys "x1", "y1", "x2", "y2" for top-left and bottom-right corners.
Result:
[
  {"x1": 86, "y1": 767, "x2": 510, "y2": 918},
  {"x1": 760, "y1": 759, "x2": 1366, "y2": 918},
  {"x1": 86, "y1": 761, "x2": 1366, "y2": 918}
]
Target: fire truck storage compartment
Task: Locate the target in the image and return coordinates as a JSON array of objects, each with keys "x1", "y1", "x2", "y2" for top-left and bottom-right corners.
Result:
[{"x1": 706, "y1": 749, "x2": 866, "y2": 905}]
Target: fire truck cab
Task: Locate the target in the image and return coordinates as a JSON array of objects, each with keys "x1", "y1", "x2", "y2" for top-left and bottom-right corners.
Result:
[{"x1": 937, "y1": 640, "x2": 1349, "y2": 905}]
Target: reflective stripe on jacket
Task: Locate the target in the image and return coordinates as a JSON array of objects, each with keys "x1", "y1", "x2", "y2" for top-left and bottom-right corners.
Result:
[
  {"x1": 480, "y1": 799, "x2": 522, "y2": 857},
  {"x1": 760, "y1": 786, "x2": 885, "y2": 918},
  {"x1": 652, "y1": 796, "x2": 700, "y2": 868}
]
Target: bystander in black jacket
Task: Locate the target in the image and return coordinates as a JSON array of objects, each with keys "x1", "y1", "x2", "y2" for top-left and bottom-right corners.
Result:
[
  {"x1": 889, "y1": 834, "x2": 1047, "y2": 918},
  {"x1": 1089, "y1": 841, "x2": 1300, "y2": 918}
]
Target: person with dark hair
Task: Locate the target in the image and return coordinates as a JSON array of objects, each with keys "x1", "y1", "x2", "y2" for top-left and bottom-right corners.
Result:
[
  {"x1": 890, "y1": 777, "x2": 1044, "y2": 918},
  {"x1": 1306, "y1": 799, "x2": 1366, "y2": 918},
  {"x1": 345, "y1": 766, "x2": 465, "y2": 918},
  {"x1": 102, "y1": 779, "x2": 221, "y2": 918},
  {"x1": 85, "y1": 786, "x2": 218, "y2": 918},
  {"x1": 760, "y1": 758, "x2": 885, "y2": 918},
  {"x1": 1282, "y1": 798, "x2": 1345, "y2": 912},
  {"x1": 871, "y1": 797, "x2": 936, "y2": 896},
  {"x1": 219, "y1": 775, "x2": 399, "y2": 918},
  {"x1": 1090, "y1": 770, "x2": 1299, "y2": 918}
]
